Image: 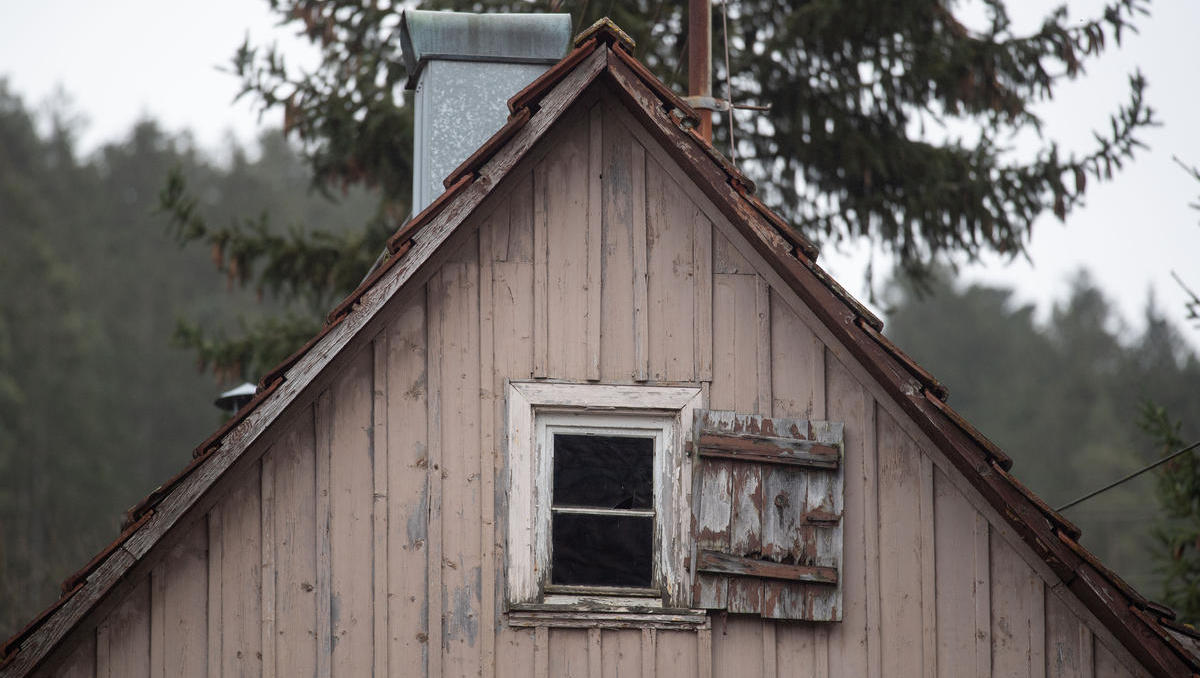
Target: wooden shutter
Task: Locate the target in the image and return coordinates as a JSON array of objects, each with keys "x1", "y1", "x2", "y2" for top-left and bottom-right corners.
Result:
[{"x1": 690, "y1": 410, "x2": 844, "y2": 621}]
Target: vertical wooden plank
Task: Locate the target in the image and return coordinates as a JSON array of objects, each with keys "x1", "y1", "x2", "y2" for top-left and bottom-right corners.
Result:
[
  {"x1": 919, "y1": 455, "x2": 937, "y2": 678},
  {"x1": 776, "y1": 623, "x2": 815, "y2": 678},
  {"x1": 587, "y1": 103, "x2": 603, "y2": 381},
  {"x1": 596, "y1": 105, "x2": 637, "y2": 383},
  {"x1": 159, "y1": 520, "x2": 208, "y2": 676},
  {"x1": 329, "y1": 349, "x2": 375, "y2": 676},
  {"x1": 864, "y1": 400, "x2": 883, "y2": 678},
  {"x1": 1046, "y1": 589, "x2": 1083, "y2": 678},
  {"x1": 976, "y1": 515, "x2": 992, "y2": 678},
  {"x1": 934, "y1": 466, "x2": 975, "y2": 678},
  {"x1": 372, "y1": 337, "x2": 390, "y2": 678},
  {"x1": 221, "y1": 465, "x2": 263, "y2": 678},
  {"x1": 386, "y1": 294, "x2": 429, "y2": 678},
  {"x1": 694, "y1": 214, "x2": 713, "y2": 382},
  {"x1": 97, "y1": 572, "x2": 150, "y2": 678},
  {"x1": 532, "y1": 162, "x2": 549, "y2": 378},
  {"x1": 727, "y1": 460, "x2": 763, "y2": 614},
  {"x1": 755, "y1": 279, "x2": 771, "y2": 414},
  {"x1": 206, "y1": 506, "x2": 223, "y2": 677},
  {"x1": 641, "y1": 628, "x2": 656, "y2": 678},
  {"x1": 770, "y1": 298, "x2": 819, "y2": 420},
  {"x1": 56, "y1": 630, "x2": 96, "y2": 678},
  {"x1": 315, "y1": 390, "x2": 334, "y2": 678},
  {"x1": 991, "y1": 534, "x2": 1036, "y2": 678},
  {"x1": 712, "y1": 617, "x2": 764, "y2": 678},
  {"x1": 479, "y1": 216, "x2": 497, "y2": 678},
  {"x1": 496, "y1": 627, "x2": 536, "y2": 678},
  {"x1": 260, "y1": 451, "x2": 277, "y2": 678},
  {"x1": 149, "y1": 564, "x2": 165, "y2": 678},
  {"x1": 599, "y1": 630, "x2": 639, "y2": 678},
  {"x1": 696, "y1": 628, "x2": 712, "y2": 678},
  {"x1": 826, "y1": 354, "x2": 868, "y2": 678},
  {"x1": 1079, "y1": 625, "x2": 1095, "y2": 678},
  {"x1": 654, "y1": 630, "x2": 698, "y2": 678},
  {"x1": 275, "y1": 409, "x2": 318, "y2": 678},
  {"x1": 761, "y1": 623, "x2": 777, "y2": 678},
  {"x1": 535, "y1": 626, "x2": 550, "y2": 678},
  {"x1": 550, "y1": 629, "x2": 589, "y2": 678},
  {"x1": 645, "y1": 156, "x2": 696, "y2": 381},
  {"x1": 543, "y1": 115, "x2": 592, "y2": 378},
  {"x1": 1031, "y1": 578, "x2": 1047, "y2": 678},
  {"x1": 491, "y1": 176, "x2": 536, "y2": 630},
  {"x1": 1094, "y1": 640, "x2": 1133, "y2": 678},
  {"x1": 439, "y1": 239, "x2": 483, "y2": 677},
  {"x1": 587, "y1": 628, "x2": 602, "y2": 678},
  {"x1": 876, "y1": 412, "x2": 924, "y2": 678},
  {"x1": 96, "y1": 616, "x2": 110, "y2": 677},
  {"x1": 631, "y1": 142, "x2": 650, "y2": 382},
  {"x1": 692, "y1": 457, "x2": 731, "y2": 609},
  {"x1": 425, "y1": 276, "x2": 445, "y2": 678}
]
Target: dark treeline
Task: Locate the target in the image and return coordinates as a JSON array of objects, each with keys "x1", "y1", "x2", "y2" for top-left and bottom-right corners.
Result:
[
  {"x1": 886, "y1": 271, "x2": 1200, "y2": 594},
  {"x1": 0, "y1": 81, "x2": 373, "y2": 637}
]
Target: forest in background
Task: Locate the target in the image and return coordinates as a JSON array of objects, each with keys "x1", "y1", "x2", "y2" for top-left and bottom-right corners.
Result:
[
  {"x1": 1, "y1": 78, "x2": 1197, "y2": 637},
  {"x1": 0, "y1": 81, "x2": 374, "y2": 636}
]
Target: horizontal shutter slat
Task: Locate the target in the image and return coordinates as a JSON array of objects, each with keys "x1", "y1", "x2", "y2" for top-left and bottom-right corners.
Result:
[
  {"x1": 696, "y1": 432, "x2": 840, "y2": 469},
  {"x1": 696, "y1": 550, "x2": 839, "y2": 585}
]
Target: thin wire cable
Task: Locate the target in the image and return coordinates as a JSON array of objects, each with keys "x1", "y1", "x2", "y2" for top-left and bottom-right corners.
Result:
[
  {"x1": 720, "y1": 0, "x2": 735, "y2": 162},
  {"x1": 1056, "y1": 440, "x2": 1200, "y2": 512}
]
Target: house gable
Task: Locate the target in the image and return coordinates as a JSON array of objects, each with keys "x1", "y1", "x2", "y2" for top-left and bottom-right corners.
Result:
[{"x1": 4, "y1": 24, "x2": 1196, "y2": 678}]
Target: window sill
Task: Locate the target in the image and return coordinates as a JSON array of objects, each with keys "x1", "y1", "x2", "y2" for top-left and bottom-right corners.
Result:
[{"x1": 507, "y1": 604, "x2": 710, "y2": 630}]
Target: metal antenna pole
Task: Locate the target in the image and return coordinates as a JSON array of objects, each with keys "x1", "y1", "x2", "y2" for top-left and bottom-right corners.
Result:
[{"x1": 688, "y1": 0, "x2": 713, "y2": 142}]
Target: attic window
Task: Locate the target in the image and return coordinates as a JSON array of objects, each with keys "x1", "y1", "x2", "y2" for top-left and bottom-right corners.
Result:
[
  {"x1": 550, "y1": 430, "x2": 655, "y2": 589},
  {"x1": 505, "y1": 382, "x2": 702, "y2": 615}
]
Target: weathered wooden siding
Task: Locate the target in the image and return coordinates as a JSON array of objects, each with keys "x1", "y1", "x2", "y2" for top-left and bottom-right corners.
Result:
[{"x1": 34, "y1": 89, "x2": 1152, "y2": 678}]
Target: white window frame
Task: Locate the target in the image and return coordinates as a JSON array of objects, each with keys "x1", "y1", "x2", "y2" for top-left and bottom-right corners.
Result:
[{"x1": 505, "y1": 382, "x2": 703, "y2": 610}]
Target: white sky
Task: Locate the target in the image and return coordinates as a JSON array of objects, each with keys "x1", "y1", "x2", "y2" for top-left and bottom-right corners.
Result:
[{"x1": 2, "y1": 1, "x2": 1199, "y2": 344}]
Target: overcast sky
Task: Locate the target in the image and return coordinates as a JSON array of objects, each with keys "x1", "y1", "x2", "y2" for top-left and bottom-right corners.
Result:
[{"x1": 3, "y1": 1, "x2": 1199, "y2": 345}]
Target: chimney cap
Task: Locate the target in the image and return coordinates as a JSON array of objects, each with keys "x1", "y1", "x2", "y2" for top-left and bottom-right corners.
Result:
[{"x1": 400, "y1": 10, "x2": 572, "y2": 88}]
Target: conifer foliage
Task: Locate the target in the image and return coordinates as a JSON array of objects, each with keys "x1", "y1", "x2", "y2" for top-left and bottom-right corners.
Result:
[{"x1": 162, "y1": 0, "x2": 1157, "y2": 380}]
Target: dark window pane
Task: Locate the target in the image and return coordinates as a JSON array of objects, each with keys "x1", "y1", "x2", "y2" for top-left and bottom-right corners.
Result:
[
  {"x1": 551, "y1": 513, "x2": 653, "y2": 587},
  {"x1": 553, "y1": 434, "x2": 652, "y2": 509}
]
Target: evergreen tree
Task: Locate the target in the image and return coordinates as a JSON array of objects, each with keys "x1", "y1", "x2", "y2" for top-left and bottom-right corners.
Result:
[
  {"x1": 886, "y1": 269, "x2": 1200, "y2": 596},
  {"x1": 161, "y1": 0, "x2": 1157, "y2": 380}
]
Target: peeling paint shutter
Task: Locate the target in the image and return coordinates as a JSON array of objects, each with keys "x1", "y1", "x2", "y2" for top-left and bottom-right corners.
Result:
[{"x1": 690, "y1": 410, "x2": 844, "y2": 621}]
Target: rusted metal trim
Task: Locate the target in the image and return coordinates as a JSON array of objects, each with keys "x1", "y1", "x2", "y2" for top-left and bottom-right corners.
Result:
[
  {"x1": 189, "y1": 376, "x2": 284, "y2": 460},
  {"x1": 384, "y1": 174, "x2": 474, "y2": 254},
  {"x1": 1127, "y1": 594, "x2": 1200, "y2": 673},
  {"x1": 608, "y1": 46, "x2": 700, "y2": 127},
  {"x1": 57, "y1": 511, "x2": 153, "y2": 598},
  {"x1": 696, "y1": 432, "x2": 840, "y2": 469},
  {"x1": 794, "y1": 254, "x2": 884, "y2": 331},
  {"x1": 1057, "y1": 529, "x2": 1145, "y2": 606},
  {"x1": 696, "y1": 550, "x2": 838, "y2": 585},
  {"x1": 988, "y1": 462, "x2": 1081, "y2": 540},
  {"x1": 922, "y1": 389, "x2": 1016, "y2": 470},
  {"x1": 507, "y1": 37, "x2": 598, "y2": 114},
  {"x1": 856, "y1": 318, "x2": 950, "y2": 402},
  {"x1": 733, "y1": 184, "x2": 820, "y2": 261},
  {"x1": 0, "y1": 580, "x2": 83, "y2": 664},
  {"x1": 443, "y1": 107, "x2": 532, "y2": 189}
]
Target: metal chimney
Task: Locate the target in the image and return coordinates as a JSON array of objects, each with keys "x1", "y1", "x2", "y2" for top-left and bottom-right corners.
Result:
[{"x1": 400, "y1": 10, "x2": 572, "y2": 214}]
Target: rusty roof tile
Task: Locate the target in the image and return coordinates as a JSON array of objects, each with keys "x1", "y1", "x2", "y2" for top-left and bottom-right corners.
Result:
[
  {"x1": 508, "y1": 37, "x2": 599, "y2": 114},
  {"x1": 443, "y1": 107, "x2": 532, "y2": 189},
  {"x1": 574, "y1": 17, "x2": 635, "y2": 53}
]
